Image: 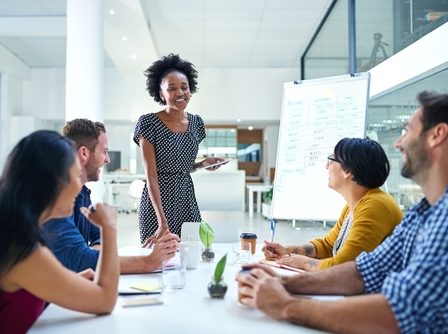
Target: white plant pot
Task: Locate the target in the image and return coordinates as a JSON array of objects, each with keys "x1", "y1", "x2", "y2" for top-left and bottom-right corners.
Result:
[{"x1": 261, "y1": 202, "x2": 272, "y2": 219}]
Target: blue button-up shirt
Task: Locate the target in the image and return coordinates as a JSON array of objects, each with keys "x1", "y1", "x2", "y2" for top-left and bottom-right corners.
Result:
[
  {"x1": 42, "y1": 186, "x2": 100, "y2": 272},
  {"x1": 356, "y1": 188, "x2": 448, "y2": 334}
]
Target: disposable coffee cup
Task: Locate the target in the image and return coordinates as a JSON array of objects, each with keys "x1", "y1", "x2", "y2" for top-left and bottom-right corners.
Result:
[{"x1": 240, "y1": 233, "x2": 257, "y2": 255}]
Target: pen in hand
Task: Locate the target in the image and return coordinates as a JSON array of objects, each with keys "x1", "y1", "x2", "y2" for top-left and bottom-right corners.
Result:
[{"x1": 269, "y1": 219, "x2": 277, "y2": 243}]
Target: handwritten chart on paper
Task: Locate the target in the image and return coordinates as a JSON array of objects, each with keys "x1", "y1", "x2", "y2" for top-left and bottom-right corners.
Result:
[{"x1": 271, "y1": 73, "x2": 370, "y2": 221}]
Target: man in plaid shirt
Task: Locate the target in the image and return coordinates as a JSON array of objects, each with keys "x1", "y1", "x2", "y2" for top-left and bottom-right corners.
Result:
[{"x1": 237, "y1": 91, "x2": 448, "y2": 334}]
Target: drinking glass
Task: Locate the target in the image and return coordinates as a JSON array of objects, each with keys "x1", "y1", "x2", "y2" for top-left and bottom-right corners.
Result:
[
  {"x1": 162, "y1": 253, "x2": 187, "y2": 290},
  {"x1": 238, "y1": 241, "x2": 252, "y2": 264}
]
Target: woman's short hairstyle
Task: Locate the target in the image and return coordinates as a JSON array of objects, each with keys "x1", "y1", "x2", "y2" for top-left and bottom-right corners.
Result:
[
  {"x1": 333, "y1": 137, "x2": 390, "y2": 189},
  {"x1": 144, "y1": 53, "x2": 198, "y2": 105},
  {"x1": 0, "y1": 130, "x2": 76, "y2": 277}
]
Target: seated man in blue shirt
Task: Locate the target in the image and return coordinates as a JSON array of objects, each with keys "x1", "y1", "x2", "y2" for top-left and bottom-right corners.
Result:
[
  {"x1": 43, "y1": 118, "x2": 179, "y2": 273},
  {"x1": 237, "y1": 91, "x2": 448, "y2": 333}
]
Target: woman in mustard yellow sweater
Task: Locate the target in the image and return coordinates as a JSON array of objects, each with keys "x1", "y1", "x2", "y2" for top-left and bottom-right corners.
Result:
[{"x1": 263, "y1": 138, "x2": 402, "y2": 271}]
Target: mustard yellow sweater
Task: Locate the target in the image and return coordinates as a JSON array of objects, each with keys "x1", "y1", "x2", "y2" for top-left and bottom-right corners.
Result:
[{"x1": 310, "y1": 188, "x2": 402, "y2": 269}]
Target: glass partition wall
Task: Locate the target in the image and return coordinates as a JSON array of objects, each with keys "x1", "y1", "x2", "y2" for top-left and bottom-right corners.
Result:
[
  {"x1": 368, "y1": 68, "x2": 448, "y2": 211},
  {"x1": 301, "y1": 0, "x2": 448, "y2": 211},
  {"x1": 303, "y1": 0, "x2": 448, "y2": 77}
]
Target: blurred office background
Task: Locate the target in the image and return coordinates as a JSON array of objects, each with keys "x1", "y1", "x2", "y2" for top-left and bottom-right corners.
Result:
[{"x1": 0, "y1": 0, "x2": 447, "y2": 216}]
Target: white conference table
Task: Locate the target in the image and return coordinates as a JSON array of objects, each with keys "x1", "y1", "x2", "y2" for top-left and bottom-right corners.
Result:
[
  {"x1": 30, "y1": 244, "x2": 328, "y2": 334},
  {"x1": 246, "y1": 183, "x2": 273, "y2": 218}
]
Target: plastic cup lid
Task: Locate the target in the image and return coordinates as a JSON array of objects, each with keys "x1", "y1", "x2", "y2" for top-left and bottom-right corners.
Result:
[{"x1": 240, "y1": 232, "x2": 257, "y2": 239}]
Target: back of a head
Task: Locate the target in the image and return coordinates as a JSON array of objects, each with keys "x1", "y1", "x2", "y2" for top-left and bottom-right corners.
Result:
[
  {"x1": 63, "y1": 118, "x2": 106, "y2": 150},
  {"x1": 0, "y1": 130, "x2": 76, "y2": 276},
  {"x1": 418, "y1": 91, "x2": 448, "y2": 132},
  {"x1": 334, "y1": 137, "x2": 390, "y2": 189}
]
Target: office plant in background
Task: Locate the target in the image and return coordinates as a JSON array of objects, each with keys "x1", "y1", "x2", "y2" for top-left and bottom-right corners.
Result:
[
  {"x1": 199, "y1": 221, "x2": 215, "y2": 262},
  {"x1": 208, "y1": 254, "x2": 228, "y2": 298},
  {"x1": 262, "y1": 187, "x2": 273, "y2": 219}
]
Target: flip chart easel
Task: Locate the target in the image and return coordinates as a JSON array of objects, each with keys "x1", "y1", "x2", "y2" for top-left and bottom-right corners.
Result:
[{"x1": 271, "y1": 73, "x2": 370, "y2": 222}]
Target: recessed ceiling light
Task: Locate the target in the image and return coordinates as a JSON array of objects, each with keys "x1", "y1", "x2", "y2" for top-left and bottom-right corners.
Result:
[
  {"x1": 109, "y1": 9, "x2": 115, "y2": 15},
  {"x1": 131, "y1": 54, "x2": 137, "y2": 60},
  {"x1": 122, "y1": 36, "x2": 127, "y2": 41}
]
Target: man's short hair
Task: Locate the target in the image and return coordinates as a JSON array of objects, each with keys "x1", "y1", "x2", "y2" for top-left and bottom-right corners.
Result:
[
  {"x1": 418, "y1": 91, "x2": 448, "y2": 133},
  {"x1": 63, "y1": 119, "x2": 106, "y2": 151}
]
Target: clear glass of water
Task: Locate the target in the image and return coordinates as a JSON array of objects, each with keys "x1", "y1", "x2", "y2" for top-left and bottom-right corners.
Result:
[
  {"x1": 162, "y1": 252, "x2": 187, "y2": 290},
  {"x1": 162, "y1": 265, "x2": 186, "y2": 290},
  {"x1": 232, "y1": 242, "x2": 251, "y2": 265},
  {"x1": 239, "y1": 241, "x2": 252, "y2": 264},
  {"x1": 232, "y1": 243, "x2": 241, "y2": 265}
]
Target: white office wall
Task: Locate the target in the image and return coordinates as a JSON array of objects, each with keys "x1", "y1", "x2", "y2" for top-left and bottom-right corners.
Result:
[
  {"x1": 188, "y1": 68, "x2": 298, "y2": 122},
  {"x1": 22, "y1": 68, "x2": 66, "y2": 120},
  {"x1": 264, "y1": 125, "x2": 279, "y2": 168},
  {"x1": 0, "y1": 43, "x2": 29, "y2": 78},
  {"x1": 107, "y1": 124, "x2": 134, "y2": 171},
  {"x1": 1, "y1": 75, "x2": 23, "y2": 149},
  {"x1": 21, "y1": 67, "x2": 298, "y2": 123}
]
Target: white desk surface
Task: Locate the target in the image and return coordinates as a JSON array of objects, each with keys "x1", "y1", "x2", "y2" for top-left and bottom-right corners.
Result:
[{"x1": 30, "y1": 244, "x2": 328, "y2": 334}]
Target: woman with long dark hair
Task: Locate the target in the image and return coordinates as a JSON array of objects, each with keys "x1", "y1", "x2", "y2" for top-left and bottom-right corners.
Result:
[{"x1": 0, "y1": 130, "x2": 119, "y2": 332}]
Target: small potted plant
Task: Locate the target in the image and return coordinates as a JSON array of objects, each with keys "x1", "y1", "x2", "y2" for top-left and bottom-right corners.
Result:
[
  {"x1": 262, "y1": 188, "x2": 273, "y2": 219},
  {"x1": 199, "y1": 221, "x2": 215, "y2": 262},
  {"x1": 208, "y1": 254, "x2": 228, "y2": 298}
]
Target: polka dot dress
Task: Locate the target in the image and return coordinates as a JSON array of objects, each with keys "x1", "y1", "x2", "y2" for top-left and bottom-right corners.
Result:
[{"x1": 133, "y1": 112, "x2": 206, "y2": 243}]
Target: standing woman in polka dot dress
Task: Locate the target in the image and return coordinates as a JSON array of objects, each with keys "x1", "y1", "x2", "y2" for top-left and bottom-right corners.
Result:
[{"x1": 134, "y1": 54, "x2": 227, "y2": 246}]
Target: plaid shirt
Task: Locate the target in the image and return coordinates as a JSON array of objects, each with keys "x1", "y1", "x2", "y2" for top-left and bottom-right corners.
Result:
[{"x1": 356, "y1": 188, "x2": 448, "y2": 334}]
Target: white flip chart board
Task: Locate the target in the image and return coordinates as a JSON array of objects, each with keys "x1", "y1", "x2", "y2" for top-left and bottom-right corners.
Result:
[{"x1": 271, "y1": 73, "x2": 370, "y2": 221}]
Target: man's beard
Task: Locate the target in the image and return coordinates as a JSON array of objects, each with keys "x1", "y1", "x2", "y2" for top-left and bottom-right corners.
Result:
[
  {"x1": 400, "y1": 139, "x2": 428, "y2": 179},
  {"x1": 85, "y1": 161, "x2": 100, "y2": 182}
]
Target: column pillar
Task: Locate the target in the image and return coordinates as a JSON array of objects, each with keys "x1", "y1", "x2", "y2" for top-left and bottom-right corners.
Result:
[
  {"x1": 65, "y1": 0, "x2": 105, "y2": 203},
  {"x1": 65, "y1": 0, "x2": 103, "y2": 121}
]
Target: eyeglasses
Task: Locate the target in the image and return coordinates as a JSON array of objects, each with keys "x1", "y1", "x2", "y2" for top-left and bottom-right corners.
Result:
[{"x1": 327, "y1": 155, "x2": 341, "y2": 164}]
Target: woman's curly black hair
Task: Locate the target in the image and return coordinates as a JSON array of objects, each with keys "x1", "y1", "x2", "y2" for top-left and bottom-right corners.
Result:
[{"x1": 144, "y1": 53, "x2": 198, "y2": 105}]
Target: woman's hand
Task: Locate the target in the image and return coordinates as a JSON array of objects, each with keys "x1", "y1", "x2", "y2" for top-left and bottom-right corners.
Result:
[
  {"x1": 146, "y1": 231, "x2": 180, "y2": 269},
  {"x1": 262, "y1": 241, "x2": 288, "y2": 260},
  {"x1": 78, "y1": 268, "x2": 95, "y2": 281},
  {"x1": 142, "y1": 222, "x2": 170, "y2": 248},
  {"x1": 277, "y1": 253, "x2": 320, "y2": 272},
  {"x1": 200, "y1": 157, "x2": 228, "y2": 171}
]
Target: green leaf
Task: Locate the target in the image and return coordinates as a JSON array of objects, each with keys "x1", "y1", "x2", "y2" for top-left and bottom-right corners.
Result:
[
  {"x1": 214, "y1": 254, "x2": 227, "y2": 282},
  {"x1": 199, "y1": 221, "x2": 215, "y2": 248},
  {"x1": 262, "y1": 188, "x2": 273, "y2": 203}
]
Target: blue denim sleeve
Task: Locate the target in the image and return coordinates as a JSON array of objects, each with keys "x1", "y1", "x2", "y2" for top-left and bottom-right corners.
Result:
[
  {"x1": 42, "y1": 217, "x2": 99, "y2": 272},
  {"x1": 89, "y1": 224, "x2": 101, "y2": 246}
]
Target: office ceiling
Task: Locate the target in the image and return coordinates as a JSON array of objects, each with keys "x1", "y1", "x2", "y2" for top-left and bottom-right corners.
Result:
[{"x1": 0, "y1": 0, "x2": 332, "y2": 69}]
